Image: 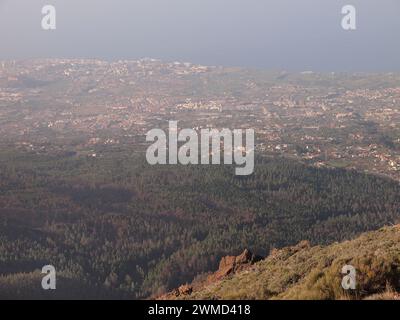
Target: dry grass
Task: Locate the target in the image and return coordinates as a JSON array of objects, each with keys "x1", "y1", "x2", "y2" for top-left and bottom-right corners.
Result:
[{"x1": 179, "y1": 225, "x2": 400, "y2": 300}]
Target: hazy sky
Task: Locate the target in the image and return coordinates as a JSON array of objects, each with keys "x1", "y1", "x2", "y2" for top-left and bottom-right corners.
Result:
[{"x1": 0, "y1": 0, "x2": 399, "y2": 71}]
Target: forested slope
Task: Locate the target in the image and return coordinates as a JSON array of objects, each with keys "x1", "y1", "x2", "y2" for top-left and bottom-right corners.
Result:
[{"x1": 0, "y1": 149, "x2": 399, "y2": 298}]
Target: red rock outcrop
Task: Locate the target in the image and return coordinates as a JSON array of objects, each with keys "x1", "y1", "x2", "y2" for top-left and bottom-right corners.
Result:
[
  {"x1": 157, "y1": 249, "x2": 263, "y2": 299},
  {"x1": 208, "y1": 249, "x2": 263, "y2": 282}
]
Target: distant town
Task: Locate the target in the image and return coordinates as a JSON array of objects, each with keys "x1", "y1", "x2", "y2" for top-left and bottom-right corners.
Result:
[{"x1": 0, "y1": 59, "x2": 399, "y2": 181}]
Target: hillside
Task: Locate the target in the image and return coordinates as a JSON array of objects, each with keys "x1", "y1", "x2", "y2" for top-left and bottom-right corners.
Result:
[
  {"x1": 1, "y1": 149, "x2": 400, "y2": 298},
  {"x1": 165, "y1": 225, "x2": 400, "y2": 300}
]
